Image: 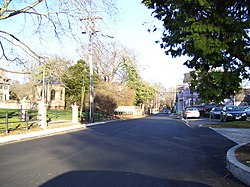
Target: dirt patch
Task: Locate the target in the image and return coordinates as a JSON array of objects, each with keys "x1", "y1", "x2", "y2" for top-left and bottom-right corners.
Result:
[{"x1": 235, "y1": 143, "x2": 250, "y2": 167}]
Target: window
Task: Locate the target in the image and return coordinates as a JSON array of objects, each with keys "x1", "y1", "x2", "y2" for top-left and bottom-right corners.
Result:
[
  {"x1": 51, "y1": 89, "x2": 55, "y2": 100},
  {"x1": 60, "y1": 90, "x2": 63, "y2": 100}
]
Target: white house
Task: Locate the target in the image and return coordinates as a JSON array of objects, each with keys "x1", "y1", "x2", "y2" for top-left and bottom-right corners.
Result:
[{"x1": 0, "y1": 70, "x2": 10, "y2": 101}]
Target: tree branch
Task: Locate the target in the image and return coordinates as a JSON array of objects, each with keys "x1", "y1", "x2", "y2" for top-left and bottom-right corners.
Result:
[
  {"x1": 0, "y1": 66, "x2": 31, "y2": 75},
  {"x1": 0, "y1": 0, "x2": 11, "y2": 17},
  {"x1": 0, "y1": 0, "x2": 44, "y2": 20},
  {"x1": 0, "y1": 30, "x2": 43, "y2": 61}
]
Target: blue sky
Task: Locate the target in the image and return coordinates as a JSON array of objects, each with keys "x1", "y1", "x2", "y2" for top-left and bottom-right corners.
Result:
[
  {"x1": 115, "y1": 1, "x2": 190, "y2": 88},
  {"x1": 2, "y1": 1, "x2": 190, "y2": 87}
]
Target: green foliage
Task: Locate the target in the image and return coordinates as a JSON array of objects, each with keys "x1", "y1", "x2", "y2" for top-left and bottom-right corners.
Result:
[
  {"x1": 123, "y1": 61, "x2": 156, "y2": 105},
  {"x1": 133, "y1": 82, "x2": 156, "y2": 106},
  {"x1": 62, "y1": 59, "x2": 90, "y2": 108},
  {"x1": 47, "y1": 109, "x2": 72, "y2": 121},
  {"x1": 190, "y1": 69, "x2": 241, "y2": 103},
  {"x1": 0, "y1": 109, "x2": 72, "y2": 132},
  {"x1": 203, "y1": 121, "x2": 250, "y2": 128},
  {"x1": 143, "y1": 0, "x2": 250, "y2": 102}
]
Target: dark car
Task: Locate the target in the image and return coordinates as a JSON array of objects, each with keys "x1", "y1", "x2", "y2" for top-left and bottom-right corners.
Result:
[
  {"x1": 220, "y1": 105, "x2": 247, "y2": 122},
  {"x1": 204, "y1": 104, "x2": 217, "y2": 117},
  {"x1": 210, "y1": 106, "x2": 222, "y2": 119},
  {"x1": 244, "y1": 106, "x2": 250, "y2": 117},
  {"x1": 193, "y1": 104, "x2": 217, "y2": 117}
]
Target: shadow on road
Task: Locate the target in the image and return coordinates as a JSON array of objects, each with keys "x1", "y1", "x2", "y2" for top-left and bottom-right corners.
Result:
[{"x1": 40, "y1": 170, "x2": 211, "y2": 187}]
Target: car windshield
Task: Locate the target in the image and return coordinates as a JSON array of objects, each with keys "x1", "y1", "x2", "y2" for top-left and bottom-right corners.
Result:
[
  {"x1": 227, "y1": 106, "x2": 243, "y2": 111},
  {"x1": 186, "y1": 108, "x2": 197, "y2": 111},
  {"x1": 214, "y1": 107, "x2": 222, "y2": 111}
]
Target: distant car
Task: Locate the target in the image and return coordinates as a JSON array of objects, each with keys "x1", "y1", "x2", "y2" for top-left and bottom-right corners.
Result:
[
  {"x1": 210, "y1": 107, "x2": 222, "y2": 119},
  {"x1": 220, "y1": 106, "x2": 247, "y2": 122},
  {"x1": 244, "y1": 107, "x2": 250, "y2": 117},
  {"x1": 204, "y1": 104, "x2": 217, "y2": 117},
  {"x1": 183, "y1": 107, "x2": 200, "y2": 119},
  {"x1": 192, "y1": 105, "x2": 206, "y2": 117},
  {"x1": 162, "y1": 108, "x2": 170, "y2": 114}
]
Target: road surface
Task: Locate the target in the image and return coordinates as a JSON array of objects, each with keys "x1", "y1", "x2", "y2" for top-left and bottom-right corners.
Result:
[{"x1": 0, "y1": 115, "x2": 246, "y2": 186}]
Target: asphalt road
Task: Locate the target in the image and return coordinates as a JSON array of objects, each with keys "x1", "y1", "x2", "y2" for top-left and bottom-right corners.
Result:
[{"x1": 0, "y1": 115, "x2": 247, "y2": 187}]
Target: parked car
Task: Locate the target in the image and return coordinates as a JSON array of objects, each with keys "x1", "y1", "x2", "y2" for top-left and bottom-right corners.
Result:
[
  {"x1": 183, "y1": 107, "x2": 200, "y2": 119},
  {"x1": 210, "y1": 106, "x2": 222, "y2": 119},
  {"x1": 162, "y1": 108, "x2": 170, "y2": 114},
  {"x1": 204, "y1": 104, "x2": 217, "y2": 117},
  {"x1": 244, "y1": 107, "x2": 250, "y2": 117},
  {"x1": 192, "y1": 105, "x2": 206, "y2": 117},
  {"x1": 220, "y1": 105, "x2": 247, "y2": 122}
]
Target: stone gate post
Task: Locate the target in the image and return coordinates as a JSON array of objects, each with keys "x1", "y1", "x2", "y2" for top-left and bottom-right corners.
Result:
[{"x1": 72, "y1": 102, "x2": 79, "y2": 124}]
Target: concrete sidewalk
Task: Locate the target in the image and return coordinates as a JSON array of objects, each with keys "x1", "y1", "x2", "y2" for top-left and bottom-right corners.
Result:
[
  {"x1": 212, "y1": 128, "x2": 250, "y2": 145},
  {"x1": 182, "y1": 117, "x2": 250, "y2": 144}
]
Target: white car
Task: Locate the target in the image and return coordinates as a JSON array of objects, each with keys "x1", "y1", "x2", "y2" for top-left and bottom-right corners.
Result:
[{"x1": 183, "y1": 107, "x2": 200, "y2": 119}]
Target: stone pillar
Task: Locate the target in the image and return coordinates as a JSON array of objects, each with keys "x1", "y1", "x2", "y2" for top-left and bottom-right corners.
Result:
[
  {"x1": 72, "y1": 102, "x2": 79, "y2": 124},
  {"x1": 38, "y1": 101, "x2": 47, "y2": 129}
]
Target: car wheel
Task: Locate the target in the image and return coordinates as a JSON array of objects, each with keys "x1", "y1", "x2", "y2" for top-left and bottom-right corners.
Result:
[
  {"x1": 220, "y1": 115, "x2": 224, "y2": 122},
  {"x1": 225, "y1": 116, "x2": 228, "y2": 122}
]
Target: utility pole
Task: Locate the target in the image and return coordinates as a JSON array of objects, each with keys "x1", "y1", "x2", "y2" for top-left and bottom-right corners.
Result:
[
  {"x1": 39, "y1": 65, "x2": 47, "y2": 129},
  {"x1": 80, "y1": 73, "x2": 85, "y2": 122},
  {"x1": 80, "y1": 16, "x2": 102, "y2": 123}
]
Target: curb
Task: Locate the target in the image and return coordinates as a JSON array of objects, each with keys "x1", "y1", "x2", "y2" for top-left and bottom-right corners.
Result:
[
  {"x1": 227, "y1": 143, "x2": 250, "y2": 186},
  {"x1": 0, "y1": 124, "x2": 87, "y2": 145},
  {"x1": 85, "y1": 120, "x2": 119, "y2": 127}
]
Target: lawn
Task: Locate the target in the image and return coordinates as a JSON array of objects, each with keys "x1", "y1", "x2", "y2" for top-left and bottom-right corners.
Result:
[
  {"x1": 0, "y1": 109, "x2": 73, "y2": 132},
  {"x1": 0, "y1": 108, "x2": 109, "y2": 133},
  {"x1": 203, "y1": 120, "x2": 250, "y2": 128}
]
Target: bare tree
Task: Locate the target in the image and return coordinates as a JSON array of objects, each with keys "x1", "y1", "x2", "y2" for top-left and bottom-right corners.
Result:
[
  {"x1": 10, "y1": 79, "x2": 39, "y2": 108},
  {"x1": 164, "y1": 87, "x2": 176, "y2": 109},
  {"x1": 38, "y1": 56, "x2": 72, "y2": 83},
  {"x1": 0, "y1": 0, "x2": 119, "y2": 74},
  {"x1": 86, "y1": 40, "x2": 138, "y2": 84}
]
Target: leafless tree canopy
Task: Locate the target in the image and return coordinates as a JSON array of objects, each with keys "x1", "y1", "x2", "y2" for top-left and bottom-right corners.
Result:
[
  {"x1": 0, "y1": 0, "x2": 118, "y2": 74},
  {"x1": 90, "y1": 41, "x2": 138, "y2": 84}
]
